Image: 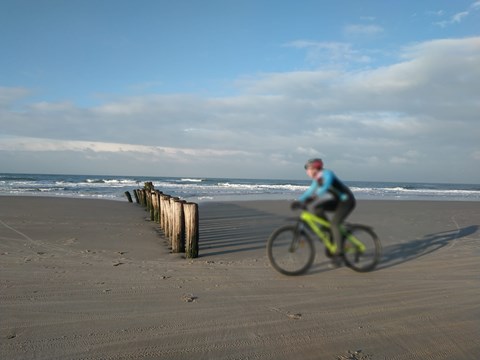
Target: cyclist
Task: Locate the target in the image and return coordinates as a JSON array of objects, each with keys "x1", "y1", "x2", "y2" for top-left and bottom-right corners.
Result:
[{"x1": 292, "y1": 158, "x2": 356, "y2": 262}]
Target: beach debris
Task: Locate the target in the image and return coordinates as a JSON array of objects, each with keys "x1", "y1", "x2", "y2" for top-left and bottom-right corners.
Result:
[
  {"x1": 181, "y1": 293, "x2": 197, "y2": 303},
  {"x1": 6, "y1": 333, "x2": 16, "y2": 340},
  {"x1": 337, "y1": 349, "x2": 371, "y2": 360},
  {"x1": 269, "y1": 307, "x2": 302, "y2": 320},
  {"x1": 113, "y1": 262, "x2": 124, "y2": 267},
  {"x1": 287, "y1": 313, "x2": 302, "y2": 320}
]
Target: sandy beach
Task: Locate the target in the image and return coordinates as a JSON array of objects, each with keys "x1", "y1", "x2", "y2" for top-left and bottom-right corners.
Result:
[{"x1": 1, "y1": 196, "x2": 479, "y2": 360}]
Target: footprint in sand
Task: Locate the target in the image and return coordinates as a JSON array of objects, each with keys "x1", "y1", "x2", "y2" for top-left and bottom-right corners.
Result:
[
  {"x1": 336, "y1": 349, "x2": 371, "y2": 360},
  {"x1": 64, "y1": 238, "x2": 77, "y2": 245}
]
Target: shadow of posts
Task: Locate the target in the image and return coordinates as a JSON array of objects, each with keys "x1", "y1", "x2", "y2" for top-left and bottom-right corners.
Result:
[{"x1": 198, "y1": 202, "x2": 285, "y2": 257}]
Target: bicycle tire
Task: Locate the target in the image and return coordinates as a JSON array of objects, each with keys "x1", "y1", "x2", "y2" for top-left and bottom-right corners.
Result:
[
  {"x1": 342, "y1": 224, "x2": 381, "y2": 272},
  {"x1": 267, "y1": 224, "x2": 315, "y2": 276}
]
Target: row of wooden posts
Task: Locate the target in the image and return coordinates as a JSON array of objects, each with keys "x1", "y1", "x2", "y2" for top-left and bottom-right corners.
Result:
[{"x1": 125, "y1": 182, "x2": 199, "y2": 258}]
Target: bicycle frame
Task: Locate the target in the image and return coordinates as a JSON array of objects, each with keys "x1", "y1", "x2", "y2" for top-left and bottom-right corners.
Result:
[{"x1": 299, "y1": 210, "x2": 366, "y2": 255}]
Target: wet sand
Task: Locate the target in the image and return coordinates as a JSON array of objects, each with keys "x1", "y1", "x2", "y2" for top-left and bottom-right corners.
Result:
[{"x1": 1, "y1": 196, "x2": 479, "y2": 359}]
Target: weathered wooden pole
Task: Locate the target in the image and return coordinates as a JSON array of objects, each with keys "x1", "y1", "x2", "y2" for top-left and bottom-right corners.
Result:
[
  {"x1": 168, "y1": 197, "x2": 176, "y2": 246},
  {"x1": 159, "y1": 194, "x2": 170, "y2": 231},
  {"x1": 124, "y1": 191, "x2": 133, "y2": 203},
  {"x1": 184, "y1": 202, "x2": 199, "y2": 258},
  {"x1": 153, "y1": 191, "x2": 161, "y2": 223},
  {"x1": 133, "y1": 189, "x2": 140, "y2": 204},
  {"x1": 171, "y1": 200, "x2": 185, "y2": 253},
  {"x1": 168, "y1": 197, "x2": 180, "y2": 243},
  {"x1": 162, "y1": 197, "x2": 172, "y2": 246},
  {"x1": 150, "y1": 191, "x2": 157, "y2": 221},
  {"x1": 144, "y1": 181, "x2": 154, "y2": 192},
  {"x1": 146, "y1": 190, "x2": 152, "y2": 214},
  {"x1": 144, "y1": 182, "x2": 154, "y2": 213}
]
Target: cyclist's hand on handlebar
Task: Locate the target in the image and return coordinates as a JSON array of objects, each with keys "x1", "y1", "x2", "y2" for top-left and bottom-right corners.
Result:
[
  {"x1": 305, "y1": 196, "x2": 315, "y2": 204},
  {"x1": 290, "y1": 200, "x2": 304, "y2": 210}
]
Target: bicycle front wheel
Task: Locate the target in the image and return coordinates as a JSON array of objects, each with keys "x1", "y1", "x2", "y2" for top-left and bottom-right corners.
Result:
[
  {"x1": 342, "y1": 225, "x2": 381, "y2": 272},
  {"x1": 267, "y1": 225, "x2": 315, "y2": 276}
]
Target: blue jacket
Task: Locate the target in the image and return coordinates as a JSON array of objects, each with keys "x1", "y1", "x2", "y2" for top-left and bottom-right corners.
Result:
[{"x1": 299, "y1": 169, "x2": 353, "y2": 202}]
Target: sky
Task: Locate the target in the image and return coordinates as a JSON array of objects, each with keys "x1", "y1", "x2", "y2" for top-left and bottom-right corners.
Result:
[{"x1": 1, "y1": 0, "x2": 479, "y2": 183}]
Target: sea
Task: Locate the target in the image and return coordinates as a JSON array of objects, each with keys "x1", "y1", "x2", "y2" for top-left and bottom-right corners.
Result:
[{"x1": 1, "y1": 173, "x2": 479, "y2": 203}]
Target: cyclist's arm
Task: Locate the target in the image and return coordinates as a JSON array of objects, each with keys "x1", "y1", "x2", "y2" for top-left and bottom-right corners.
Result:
[
  {"x1": 298, "y1": 180, "x2": 318, "y2": 202},
  {"x1": 314, "y1": 169, "x2": 333, "y2": 196}
]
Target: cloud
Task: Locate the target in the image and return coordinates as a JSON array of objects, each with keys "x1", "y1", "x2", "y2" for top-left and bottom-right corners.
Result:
[
  {"x1": 0, "y1": 87, "x2": 31, "y2": 108},
  {"x1": 452, "y1": 11, "x2": 469, "y2": 23},
  {"x1": 472, "y1": 150, "x2": 480, "y2": 160},
  {"x1": 426, "y1": 10, "x2": 445, "y2": 17},
  {"x1": 0, "y1": 136, "x2": 251, "y2": 158},
  {"x1": 283, "y1": 41, "x2": 371, "y2": 67},
  {"x1": 1, "y1": 36, "x2": 480, "y2": 182},
  {"x1": 434, "y1": 1, "x2": 480, "y2": 27},
  {"x1": 344, "y1": 24, "x2": 384, "y2": 36}
]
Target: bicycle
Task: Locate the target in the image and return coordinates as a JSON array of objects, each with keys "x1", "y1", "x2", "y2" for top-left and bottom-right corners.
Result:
[{"x1": 267, "y1": 206, "x2": 382, "y2": 275}]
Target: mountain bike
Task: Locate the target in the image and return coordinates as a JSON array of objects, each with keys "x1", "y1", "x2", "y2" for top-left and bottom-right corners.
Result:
[{"x1": 267, "y1": 207, "x2": 381, "y2": 275}]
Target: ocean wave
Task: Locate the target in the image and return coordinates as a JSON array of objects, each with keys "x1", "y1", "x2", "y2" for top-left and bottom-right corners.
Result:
[
  {"x1": 84, "y1": 179, "x2": 139, "y2": 186},
  {"x1": 180, "y1": 178, "x2": 204, "y2": 182},
  {"x1": 86, "y1": 179, "x2": 106, "y2": 184},
  {"x1": 351, "y1": 186, "x2": 480, "y2": 197},
  {"x1": 217, "y1": 182, "x2": 307, "y2": 191},
  {"x1": 2, "y1": 173, "x2": 479, "y2": 201}
]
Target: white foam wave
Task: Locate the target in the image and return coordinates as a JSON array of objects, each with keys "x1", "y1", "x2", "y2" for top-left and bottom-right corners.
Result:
[
  {"x1": 217, "y1": 182, "x2": 307, "y2": 191},
  {"x1": 351, "y1": 187, "x2": 480, "y2": 197}
]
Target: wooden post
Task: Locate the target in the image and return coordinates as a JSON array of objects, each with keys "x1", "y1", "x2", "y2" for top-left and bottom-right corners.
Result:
[
  {"x1": 171, "y1": 200, "x2": 185, "y2": 253},
  {"x1": 153, "y1": 191, "x2": 160, "y2": 223},
  {"x1": 146, "y1": 190, "x2": 152, "y2": 214},
  {"x1": 144, "y1": 181, "x2": 154, "y2": 192},
  {"x1": 162, "y1": 197, "x2": 172, "y2": 246},
  {"x1": 150, "y1": 191, "x2": 156, "y2": 221},
  {"x1": 149, "y1": 191, "x2": 156, "y2": 221},
  {"x1": 129, "y1": 185, "x2": 199, "y2": 259},
  {"x1": 133, "y1": 189, "x2": 140, "y2": 204},
  {"x1": 184, "y1": 202, "x2": 199, "y2": 258},
  {"x1": 168, "y1": 197, "x2": 176, "y2": 246},
  {"x1": 160, "y1": 194, "x2": 170, "y2": 231}
]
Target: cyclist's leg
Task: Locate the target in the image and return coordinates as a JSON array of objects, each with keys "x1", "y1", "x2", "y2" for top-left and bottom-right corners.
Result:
[
  {"x1": 331, "y1": 198, "x2": 356, "y2": 255},
  {"x1": 314, "y1": 199, "x2": 337, "y2": 220}
]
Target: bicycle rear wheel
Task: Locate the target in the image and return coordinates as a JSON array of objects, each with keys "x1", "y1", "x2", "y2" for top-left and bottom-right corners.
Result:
[
  {"x1": 267, "y1": 225, "x2": 315, "y2": 276},
  {"x1": 342, "y1": 225, "x2": 381, "y2": 272}
]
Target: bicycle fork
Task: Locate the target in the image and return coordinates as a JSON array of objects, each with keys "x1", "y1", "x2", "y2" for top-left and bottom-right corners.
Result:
[{"x1": 291, "y1": 222, "x2": 307, "y2": 253}]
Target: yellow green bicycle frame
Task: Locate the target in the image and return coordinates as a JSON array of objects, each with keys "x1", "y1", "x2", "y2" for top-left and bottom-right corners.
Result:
[{"x1": 299, "y1": 210, "x2": 366, "y2": 255}]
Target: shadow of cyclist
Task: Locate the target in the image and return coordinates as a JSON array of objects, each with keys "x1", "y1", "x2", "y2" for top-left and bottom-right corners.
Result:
[{"x1": 378, "y1": 225, "x2": 479, "y2": 270}]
